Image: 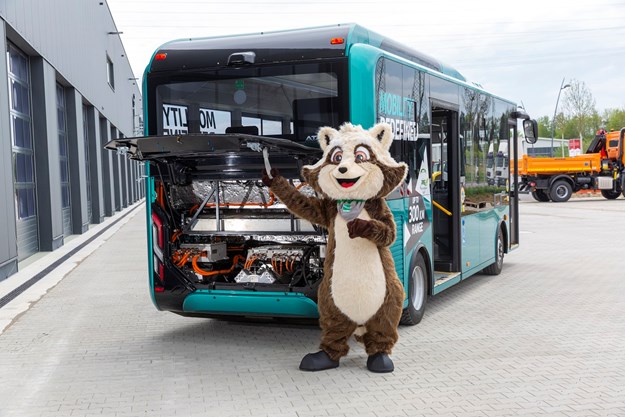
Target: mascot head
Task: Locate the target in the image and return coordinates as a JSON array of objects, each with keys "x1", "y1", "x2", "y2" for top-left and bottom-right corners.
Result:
[{"x1": 302, "y1": 123, "x2": 408, "y2": 200}]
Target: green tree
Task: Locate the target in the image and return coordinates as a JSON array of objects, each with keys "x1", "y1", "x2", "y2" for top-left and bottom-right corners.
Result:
[
  {"x1": 602, "y1": 108, "x2": 625, "y2": 131},
  {"x1": 562, "y1": 79, "x2": 596, "y2": 140},
  {"x1": 553, "y1": 112, "x2": 568, "y2": 139},
  {"x1": 537, "y1": 115, "x2": 550, "y2": 137}
]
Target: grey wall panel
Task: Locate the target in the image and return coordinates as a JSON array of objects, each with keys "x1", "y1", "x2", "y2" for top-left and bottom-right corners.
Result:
[
  {"x1": 87, "y1": 107, "x2": 104, "y2": 224},
  {"x1": 0, "y1": 0, "x2": 141, "y2": 138},
  {"x1": 66, "y1": 88, "x2": 89, "y2": 234},
  {"x1": 31, "y1": 58, "x2": 63, "y2": 251},
  {"x1": 112, "y1": 153, "x2": 120, "y2": 211},
  {"x1": 111, "y1": 126, "x2": 121, "y2": 212},
  {"x1": 0, "y1": 21, "x2": 18, "y2": 278},
  {"x1": 121, "y1": 156, "x2": 128, "y2": 208},
  {"x1": 130, "y1": 161, "x2": 136, "y2": 203},
  {"x1": 100, "y1": 118, "x2": 114, "y2": 217}
]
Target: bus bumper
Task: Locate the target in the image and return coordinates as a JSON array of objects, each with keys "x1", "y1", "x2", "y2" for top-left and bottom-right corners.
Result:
[{"x1": 182, "y1": 290, "x2": 320, "y2": 318}]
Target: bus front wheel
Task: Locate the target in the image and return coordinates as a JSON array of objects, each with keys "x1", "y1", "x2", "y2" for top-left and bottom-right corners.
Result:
[{"x1": 400, "y1": 252, "x2": 428, "y2": 326}]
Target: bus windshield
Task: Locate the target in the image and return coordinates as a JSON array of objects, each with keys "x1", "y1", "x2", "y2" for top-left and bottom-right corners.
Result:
[{"x1": 152, "y1": 61, "x2": 348, "y2": 143}]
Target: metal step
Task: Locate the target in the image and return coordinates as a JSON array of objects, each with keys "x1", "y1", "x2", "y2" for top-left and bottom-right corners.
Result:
[{"x1": 434, "y1": 271, "x2": 461, "y2": 288}]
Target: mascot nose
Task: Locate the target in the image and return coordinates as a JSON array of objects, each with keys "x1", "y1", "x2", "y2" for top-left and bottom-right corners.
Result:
[{"x1": 338, "y1": 167, "x2": 347, "y2": 174}]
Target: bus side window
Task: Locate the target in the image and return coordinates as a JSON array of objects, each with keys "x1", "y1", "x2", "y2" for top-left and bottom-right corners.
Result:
[
  {"x1": 390, "y1": 139, "x2": 402, "y2": 166},
  {"x1": 293, "y1": 97, "x2": 339, "y2": 143}
]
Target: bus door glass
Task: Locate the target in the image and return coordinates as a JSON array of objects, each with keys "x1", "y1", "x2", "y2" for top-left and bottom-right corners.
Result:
[{"x1": 431, "y1": 106, "x2": 460, "y2": 273}]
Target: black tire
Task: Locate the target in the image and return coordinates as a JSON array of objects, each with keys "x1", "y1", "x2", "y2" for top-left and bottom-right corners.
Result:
[
  {"x1": 601, "y1": 189, "x2": 620, "y2": 200},
  {"x1": 531, "y1": 189, "x2": 550, "y2": 202},
  {"x1": 549, "y1": 180, "x2": 573, "y2": 202},
  {"x1": 400, "y1": 252, "x2": 428, "y2": 326},
  {"x1": 483, "y1": 228, "x2": 504, "y2": 275}
]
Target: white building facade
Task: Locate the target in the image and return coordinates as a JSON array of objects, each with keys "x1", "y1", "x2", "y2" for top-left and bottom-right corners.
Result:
[{"x1": 0, "y1": 0, "x2": 143, "y2": 280}]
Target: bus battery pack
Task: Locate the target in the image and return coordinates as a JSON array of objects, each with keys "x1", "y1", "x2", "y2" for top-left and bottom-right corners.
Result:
[{"x1": 180, "y1": 242, "x2": 227, "y2": 262}]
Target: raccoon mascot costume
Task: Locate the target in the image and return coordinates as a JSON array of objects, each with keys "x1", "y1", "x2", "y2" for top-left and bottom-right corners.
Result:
[{"x1": 263, "y1": 122, "x2": 408, "y2": 373}]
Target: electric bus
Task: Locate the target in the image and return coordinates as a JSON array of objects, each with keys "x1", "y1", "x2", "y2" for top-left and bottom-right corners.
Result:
[{"x1": 107, "y1": 24, "x2": 537, "y2": 324}]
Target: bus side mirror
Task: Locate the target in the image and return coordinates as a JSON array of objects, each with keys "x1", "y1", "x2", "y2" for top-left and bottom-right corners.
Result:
[{"x1": 523, "y1": 119, "x2": 538, "y2": 144}]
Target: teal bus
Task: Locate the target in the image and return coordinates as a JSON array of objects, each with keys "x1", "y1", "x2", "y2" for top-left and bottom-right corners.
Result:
[{"x1": 108, "y1": 24, "x2": 536, "y2": 324}]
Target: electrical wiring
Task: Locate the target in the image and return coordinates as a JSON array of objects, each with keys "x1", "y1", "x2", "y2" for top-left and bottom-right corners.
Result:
[
  {"x1": 244, "y1": 256, "x2": 258, "y2": 270},
  {"x1": 192, "y1": 254, "x2": 245, "y2": 276},
  {"x1": 170, "y1": 229, "x2": 182, "y2": 243}
]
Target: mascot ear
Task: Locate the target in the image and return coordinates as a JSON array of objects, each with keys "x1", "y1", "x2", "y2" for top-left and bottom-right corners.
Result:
[
  {"x1": 317, "y1": 126, "x2": 338, "y2": 151},
  {"x1": 369, "y1": 123, "x2": 393, "y2": 151}
]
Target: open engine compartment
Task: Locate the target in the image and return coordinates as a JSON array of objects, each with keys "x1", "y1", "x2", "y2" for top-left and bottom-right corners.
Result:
[
  {"x1": 152, "y1": 176, "x2": 327, "y2": 298},
  {"x1": 105, "y1": 133, "x2": 328, "y2": 310}
]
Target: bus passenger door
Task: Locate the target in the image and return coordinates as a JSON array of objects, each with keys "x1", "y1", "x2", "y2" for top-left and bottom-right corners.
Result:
[
  {"x1": 431, "y1": 106, "x2": 461, "y2": 275},
  {"x1": 508, "y1": 120, "x2": 520, "y2": 248}
]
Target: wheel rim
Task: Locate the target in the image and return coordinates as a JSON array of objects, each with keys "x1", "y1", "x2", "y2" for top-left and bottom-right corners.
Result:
[
  {"x1": 555, "y1": 185, "x2": 568, "y2": 199},
  {"x1": 411, "y1": 266, "x2": 426, "y2": 310},
  {"x1": 497, "y1": 235, "x2": 504, "y2": 267}
]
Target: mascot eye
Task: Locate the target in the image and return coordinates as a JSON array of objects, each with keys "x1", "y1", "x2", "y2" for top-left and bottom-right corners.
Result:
[
  {"x1": 330, "y1": 148, "x2": 343, "y2": 163},
  {"x1": 354, "y1": 146, "x2": 370, "y2": 162}
]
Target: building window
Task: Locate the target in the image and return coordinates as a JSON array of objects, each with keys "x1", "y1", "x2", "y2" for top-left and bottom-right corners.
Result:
[
  {"x1": 106, "y1": 54, "x2": 114, "y2": 89},
  {"x1": 8, "y1": 43, "x2": 36, "y2": 219}
]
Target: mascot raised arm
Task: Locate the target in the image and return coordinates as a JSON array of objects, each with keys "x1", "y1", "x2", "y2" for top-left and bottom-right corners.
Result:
[{"x1": 262, "y1": 122, "x2": 407, "y2": 373}]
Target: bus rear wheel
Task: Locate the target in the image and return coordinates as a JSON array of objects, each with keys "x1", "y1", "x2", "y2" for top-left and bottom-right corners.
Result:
[
  {"x1": 483, "y1": 228, "x2": 504, "y2": 275},
  {"x1": 400, "y1": 253, "x2": 428, "y2": 326},
  {"x1": 549, "y1": 180, "x2": 573, "y2": 202},
  {"x1": 531, "y1": 189, "x2": 550, "y2": 202}
]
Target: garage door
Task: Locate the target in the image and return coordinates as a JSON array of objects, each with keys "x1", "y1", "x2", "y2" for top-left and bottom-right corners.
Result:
[{"x1": 9, "y1": 43, "x2": 39, "y2": 260}]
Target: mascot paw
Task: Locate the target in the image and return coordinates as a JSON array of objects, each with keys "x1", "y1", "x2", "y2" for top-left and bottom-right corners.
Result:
[
  {"x1": 261, "y1": 168, "x2": 280, "y2": 187},
  {"x1": 299, "y1": 350, "x2": 339, "y2": 372},
  {"x1": 347, "y1": 218, "x2": 373, "y2": 239},
  {"x1": 366, "y1": 352, "x2": 394, "y2": 373}
]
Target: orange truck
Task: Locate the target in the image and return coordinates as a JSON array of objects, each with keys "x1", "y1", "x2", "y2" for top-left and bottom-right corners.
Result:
[{"x1": 518, "y1": 128, "x2": 625, "y2": 202}]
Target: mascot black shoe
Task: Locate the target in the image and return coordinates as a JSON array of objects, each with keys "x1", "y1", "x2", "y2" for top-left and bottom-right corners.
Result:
[{"x1": 299, "y1": 350, "x2": 339, "y2": 371}]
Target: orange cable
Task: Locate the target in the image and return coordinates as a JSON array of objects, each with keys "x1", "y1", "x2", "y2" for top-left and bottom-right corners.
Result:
[
  {"x1": 170, "y1": 230, "x2": 182, "y2": 243},
  {"x1": 192, "y1": 254, "x2": 245, "y2": 276},
  {"x1": 156, "y1": 181, "x2": 166, "y2": 208}
]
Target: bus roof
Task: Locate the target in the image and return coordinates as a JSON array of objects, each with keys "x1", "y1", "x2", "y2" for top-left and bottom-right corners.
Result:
[{"x1": 148, "y1": 23, "x2": 466, "y2": 82}]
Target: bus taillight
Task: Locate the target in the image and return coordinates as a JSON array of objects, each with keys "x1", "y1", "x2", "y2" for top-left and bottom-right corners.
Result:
[
  {"x1": 152, "y1": 212, "x2": 165, "y2": 286},
  {"x1": 152, "y1": 212, "x2": 164, "y2": 250},
  {"x1": 153, "y1": 253, "x2": 165, "y2": 280}
]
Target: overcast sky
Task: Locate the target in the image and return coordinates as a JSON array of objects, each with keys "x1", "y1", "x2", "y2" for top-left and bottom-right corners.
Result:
[{"x1": 107, "y1": 0, "x2": 625, "y2": 120}]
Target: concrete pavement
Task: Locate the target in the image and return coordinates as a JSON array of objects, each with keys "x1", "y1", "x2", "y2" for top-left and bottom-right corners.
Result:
[{"x1": 0, "y1": 197, "x2": 624, "y2": 417}]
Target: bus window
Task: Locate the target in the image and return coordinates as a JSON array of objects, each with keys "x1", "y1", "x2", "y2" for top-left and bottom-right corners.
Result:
[{"x1": 154, "y1": 63, "x2": 346, "y2": 141}]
